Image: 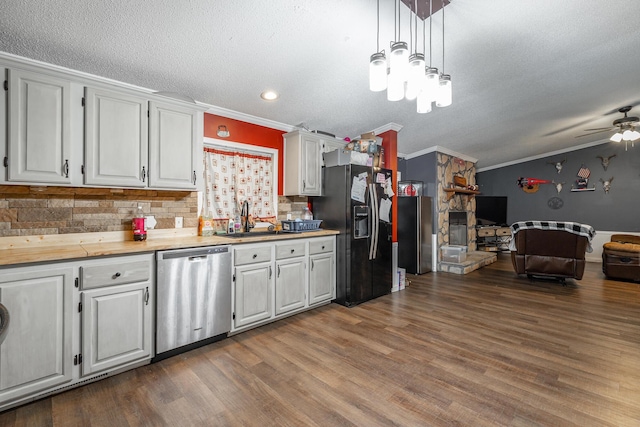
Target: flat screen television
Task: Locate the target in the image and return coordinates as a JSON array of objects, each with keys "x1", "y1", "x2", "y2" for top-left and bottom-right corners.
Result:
[{"x1": 475, "y1": 196, "x2": 508, "y2": 226}]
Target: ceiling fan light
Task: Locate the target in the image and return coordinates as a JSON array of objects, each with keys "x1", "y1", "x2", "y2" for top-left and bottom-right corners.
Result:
[
  {"x1": 387, "y1": 72, "x2": 404, "y2": 102},
  {"x1": 436, "y1": 74, "x2": 452, "y2": 107},
  {"x1": 622, "y1": 129, "x2": 634, "y2": 140},
  {"x1": 405, "y1": 53, "x2": 425, "y2": 101},
  {"x1": 629, "y1": 130, "x2": 640, "y2": 141},
  {"x1": 610, "y1": 132, "x2": 623, "y2": 143},
  {"x1": 369, "y1": 52, "x2": 387, "y2": 92},
  {"x1": 389, "y1": 41, "x2": 409, "y2": 81}
]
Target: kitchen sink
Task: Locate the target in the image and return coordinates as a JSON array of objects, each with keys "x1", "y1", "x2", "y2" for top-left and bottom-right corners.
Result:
[{"x1": 222, "y1": 231, "x2": 280, "y2": 239}]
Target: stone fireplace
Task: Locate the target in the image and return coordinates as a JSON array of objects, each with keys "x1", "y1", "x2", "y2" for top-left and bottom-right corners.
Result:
[
  {"x1": 449, "y1": 211, "x2": 467, "y2": 246},
  {"x1": 435, "y1": 152, "x2": 477, "y2": 252}
]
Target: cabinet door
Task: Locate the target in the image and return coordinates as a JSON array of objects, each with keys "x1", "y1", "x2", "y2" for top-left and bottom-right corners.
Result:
[
  {"x1": 7, "y1": 69, "x2": 71, "y2": 184},
  {"x1": 148, "y1": 101, "x2": 198, "y2": 190},
  {"x1": 0, "y1": 266, "x2": 73, "y2": 404},
  {"x1": 309, "y1": 253, "x2": 335, "y2": 305},
  {"x1": 234, "y1": 262, "x2": 273, "y2": 328},
  {"x1": 301, "y1": 135, "x2": 321, "y2": 196},
  {"x1": 84, "y1": 87, "x2": 148, "y2": 187},
  {"x1": 81, "y1": 283, "x2": 152, "y2": 376},
  {"x1": 274, "y1": 258, "x2": 306, "y2": 315}
]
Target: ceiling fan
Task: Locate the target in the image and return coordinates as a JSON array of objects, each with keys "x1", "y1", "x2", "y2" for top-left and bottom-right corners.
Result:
[{"x1": 577, "y1": 106, "x2": 640, "y2": 140}]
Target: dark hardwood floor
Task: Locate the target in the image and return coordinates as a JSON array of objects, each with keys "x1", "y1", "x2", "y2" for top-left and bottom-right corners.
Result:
[{"x1": 2, "y1": 254, "x2": 639, "y2": 426}]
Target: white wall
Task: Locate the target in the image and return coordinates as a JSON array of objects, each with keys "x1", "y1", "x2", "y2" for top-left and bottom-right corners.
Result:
[{"x1": 586, "y1": 230, "x2": 640, "y2": 262}]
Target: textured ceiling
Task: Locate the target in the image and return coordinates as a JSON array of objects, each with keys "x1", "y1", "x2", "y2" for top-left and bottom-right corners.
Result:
[{"x1": 1, "y1": 0, "x2": 640, "y2": 168}]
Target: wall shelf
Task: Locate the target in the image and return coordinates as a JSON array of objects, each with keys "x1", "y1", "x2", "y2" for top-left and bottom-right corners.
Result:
[{"x1": 443, "y1": 188, "x2": 481, "y2": 200}]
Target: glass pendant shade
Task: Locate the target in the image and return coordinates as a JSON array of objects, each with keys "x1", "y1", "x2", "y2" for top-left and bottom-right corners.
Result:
[
  {"x1": 436, "y1": 74, "x2": 452, "y2": 107},
  {"x1": 424, "y1": 67, "x2": 439, "y2": 102},
  {"x1": 405, "y1": 53, "x2": 425, "y2": 101},
  {"x1": 622, "y1": 129, "x2": 634, "y2": 140},
  {"x1": 369, "y1": 52, "x2": 387, "y2": 92},
  {"x1": 389, "y1": 41, "x2": 409, "y2": 81},
  {"x1": 387, "y1": 71, "x2": 404, "y2": 101},
  {"x1": 610, "y1": 132, "x2": 623, "y2": 143},
  {"x1": 629, "y1": 130, "x2": 640, "y2": 141},
  {"x1": 417, "y1": 88, "x2": 432, "y2": 114}
]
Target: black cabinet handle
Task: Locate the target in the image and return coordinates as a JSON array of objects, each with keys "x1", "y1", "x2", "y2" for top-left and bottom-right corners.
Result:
[
  {"x1": 269, "y1": 266, "x2": 272, "y2": 279},
  {"x1": 193, "y1": 170, "x2": 197, "y2": 185},
  {"x1": 321, "y1": 245, "x2": 325, "y2": 250},
  {"x1": 291, "y1": 249, "x2": 295, "y2": 253},
  {"x1": 63, "y1": 159, "x2": 69, "y2": 178},
  {"x1": 311, "y1": 260, "x2": 314, "y2": 271},
  {"x1": 113, "y1": 272, "x2": 121, "y2": 279},
  {"x1": 253, "y1": 254, "x2": 257, "y2": 259},
  {"x1": 277, "y1": 265, "x2": 281, "y2": 277},
  {"x1": 145, "y1": 287, "x2": 150, "y2": 305},
  {"x1": 141, "y1": 166, "x2": 146, "y2": 182}
]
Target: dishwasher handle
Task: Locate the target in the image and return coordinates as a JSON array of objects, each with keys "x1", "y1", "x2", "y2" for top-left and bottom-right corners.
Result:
[
  {"x1": 158, "y1": 245, "x2": 230, "y2": 261},
  {"x1": 188, "y1": 256, "x2": 208, "y2": 262}
]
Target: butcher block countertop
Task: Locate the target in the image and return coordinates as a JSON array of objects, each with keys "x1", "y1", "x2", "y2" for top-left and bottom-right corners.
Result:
[{"x1": 0, "y1": 228, "x2": 339, "y2": 267}]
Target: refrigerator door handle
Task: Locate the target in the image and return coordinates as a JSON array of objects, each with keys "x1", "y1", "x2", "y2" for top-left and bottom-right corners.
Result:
[
  {"x1": 372, "y1": 184, "x2": 380, "y2": 259},
  {"x1": 368, "y1": 184, "x2": 376, "y2": 260}
]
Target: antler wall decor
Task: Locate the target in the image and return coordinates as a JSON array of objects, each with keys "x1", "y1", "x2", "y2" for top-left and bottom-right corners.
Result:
[
  {"x1": 596, "y1": 154, "x2": 616, "y2": 171},
  {"x1": 547, "y1": 159, "x2": 566, "y2": 174},
  {"x1": 599, "y1": 177, "x2": 614, "y2": 194}
]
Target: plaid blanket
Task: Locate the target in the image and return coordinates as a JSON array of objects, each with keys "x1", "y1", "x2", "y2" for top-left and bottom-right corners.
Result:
[{"x1": 509, "y1": 221, "x2": 596, "y2": 252}]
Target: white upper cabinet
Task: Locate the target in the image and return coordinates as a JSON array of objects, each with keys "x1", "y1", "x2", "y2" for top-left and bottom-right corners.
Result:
[
  {"x1": 6, "y1": 69, "x2": 71, "y2": 184},
  {"x1": 148, "y1": 100, "x2": 199, "y2": 190},
  {"x1": 84, "y1": 87, "x2": 148, "y2": 187},
  {"x1": 283, "y1": 130, "x2": 322, "y2": 196}
]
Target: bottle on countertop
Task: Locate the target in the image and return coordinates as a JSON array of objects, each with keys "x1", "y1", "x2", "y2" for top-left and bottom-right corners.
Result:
[
  {"x1": 228, "y1": 216, "x2": 235, "y2": 234},
  {"x1": 234, "y1": 212, "x2": 242, "y2": 233},
  {"x1": 303, "y1": 206, "x2": 313, "y2": 220},
  {"x1": 132, "y1": 205, "x2": 147, "y2": 241}
]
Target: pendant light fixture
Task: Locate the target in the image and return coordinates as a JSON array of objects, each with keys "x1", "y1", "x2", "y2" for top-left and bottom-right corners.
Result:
[
  {"x1": 436, "y1": 0, "x2": 452, "y2": 107},
  {"x1": 406, "y1": 0, "x2": 424, "y2": 101},
  {"x1": 369, "y1": 0, "x2": 387, "y2": 92},
  {"x1": 369, "y1": 0, "x2": 452, "y2": 111}
]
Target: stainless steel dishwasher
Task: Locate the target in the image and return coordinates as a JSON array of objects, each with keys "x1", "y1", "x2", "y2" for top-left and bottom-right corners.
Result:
[{"x1": 155, "y1": 245, "x2": 231, "y2": 360}]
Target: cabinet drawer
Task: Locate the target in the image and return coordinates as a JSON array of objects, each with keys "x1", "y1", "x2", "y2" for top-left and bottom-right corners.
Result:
[
  {"x1": 234, "y1": 245, "x2": 272, "y2": 265},
  {"x1": 309, "y1": 238, "x2": 333, "y2": 255},
  {"x1": 477, "y1": 228, "x2": 496, "y2": 237},
  {"x1": 496, "y1": 228, "x2": 512, "y2": 236},
  {"x1": 81, "y1": 257, "x2": 152, "y2": 289},
  {"x1": 275, "y1": 242, "x2": 306, "y2": 259}
]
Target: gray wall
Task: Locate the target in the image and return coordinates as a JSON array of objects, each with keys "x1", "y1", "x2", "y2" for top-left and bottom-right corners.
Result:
[
  {"x1": 476, "y1": 142, "x2": 640, "y2": 231},
  {"x1": 398, "y1": 152, "x2": 438, "y2": 234}
]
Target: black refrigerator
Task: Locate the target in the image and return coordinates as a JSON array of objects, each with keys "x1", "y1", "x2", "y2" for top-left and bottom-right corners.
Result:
[
  {"x1": 397, "y1": 196, "x2": 433, "y2": 274},
  {"x1": 311, "y1": 164, "x2": 393, "y2": 307}
]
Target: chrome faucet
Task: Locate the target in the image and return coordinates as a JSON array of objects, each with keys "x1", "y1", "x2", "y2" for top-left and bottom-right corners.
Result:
[{"x1": 240, "y1": 200, "x2": 253, "y2": 233}]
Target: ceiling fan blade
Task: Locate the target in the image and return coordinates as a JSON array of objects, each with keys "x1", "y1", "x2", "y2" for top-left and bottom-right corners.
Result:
[
  {"x1": 583, "y1": 127, "x2": 613, "y2": 131},
  {"x1": 575, "y1": 129, "x2": 613, "y2": 138}
]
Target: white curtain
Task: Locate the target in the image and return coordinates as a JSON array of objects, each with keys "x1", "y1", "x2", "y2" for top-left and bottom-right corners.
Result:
[{"x1": 203, "y1": 147, "x2": 275, "y2": 221}]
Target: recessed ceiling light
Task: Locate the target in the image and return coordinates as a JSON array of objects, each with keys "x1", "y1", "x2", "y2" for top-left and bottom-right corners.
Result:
[{"x1": 260, "y1": 90, "x2": 279, "y2": 101}]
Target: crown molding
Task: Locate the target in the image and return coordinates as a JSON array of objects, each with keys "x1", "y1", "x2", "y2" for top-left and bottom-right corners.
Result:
[
  {"x1": 402, "y1": 145, "x2": 478, "y2": 163},
  {"x1": 203, "y1": 105, "x2": 295, "y2": 133},
  {"x1": 476, "y1": 139, "x2": 610, "y2": 173}
]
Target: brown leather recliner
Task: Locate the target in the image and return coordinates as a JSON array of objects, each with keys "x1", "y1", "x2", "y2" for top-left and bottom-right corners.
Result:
[{"x1": 511, "y1": 229, "x2": 590, "y2": 280}]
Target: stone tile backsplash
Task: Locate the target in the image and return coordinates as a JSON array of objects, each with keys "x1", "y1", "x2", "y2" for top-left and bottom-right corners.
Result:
[
  {"x1": 0, "y1": 186, "x2": 197, "y2": 237},
  {"x1": 0, "y1": 187, "x2": 308, "y2": 237}
]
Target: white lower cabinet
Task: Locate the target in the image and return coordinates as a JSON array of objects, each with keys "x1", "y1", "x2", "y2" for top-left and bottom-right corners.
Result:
[
  {"x1": 233, "y1": 261, "x2": 273, "y2": 328},
  {"x1": 79, "y1": 254, "x2": 154, "y2": 376},
  {"x1": 0, "y1": 253, "x2": 154, "y2": 411},
  {"x1": 0, "y1": 265, "x2": 74, "y2": 405},
  {"x1": 309, "y1": 253, "x2": 334, "y2": 305},
  {"x1": 231, "y1": 236, "x2": 335, "y2": 334},
  {"x1": 81, "y1": 283, "x2": 152, "y2": 376}
]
